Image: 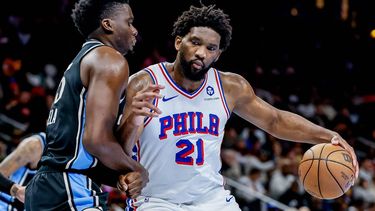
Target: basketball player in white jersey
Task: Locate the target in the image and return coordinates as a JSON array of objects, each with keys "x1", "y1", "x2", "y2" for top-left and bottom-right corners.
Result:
[{"x1": 118, "y1": 4, "x2": 359, "y2": 211}]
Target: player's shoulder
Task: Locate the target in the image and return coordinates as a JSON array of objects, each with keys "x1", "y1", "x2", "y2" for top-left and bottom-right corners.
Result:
[
  {"x1": 216, "y1": 70, "x2": 251, "y2": 91},
  {"x1": 90, "y1": 45, "x2": 125, "y2": 61},
  {"x1": 128, "y1": 64, "x2": 160, "y2": 91},
  {"x1": 17, "y1": 133, "x2": 44, "y2": 151},
  {"x1": 129, "y1": 68, "x2": 152, "y2": 82},
  {"x1": 217, "y1": 70, "x2": 242, "y2": 79},
  {"x1": 86, "y1": 46, "x2": 128, "y2": 74},
  {"x1": 29, "y1": 132, "x2": 46, "y2": 143}
]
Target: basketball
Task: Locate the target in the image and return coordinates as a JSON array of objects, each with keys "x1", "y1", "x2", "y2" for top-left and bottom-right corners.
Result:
[{"x1": 298, "y1": 143, "x2": 355, "y2": 199}]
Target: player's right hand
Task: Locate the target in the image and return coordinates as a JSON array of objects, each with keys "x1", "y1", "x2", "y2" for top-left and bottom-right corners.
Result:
[
  {"x1": 131, "y1": 84, "x2": 164, "y2": 126},
  {"x1": 331, "y1": 134, "x2": 359, "y2": 184},
  {"x1": 117, "y1": 166, "x2": 149, "y2": 199},
  {"x1": 10, "y1": 184, "x2": 25, "y2": 203}
]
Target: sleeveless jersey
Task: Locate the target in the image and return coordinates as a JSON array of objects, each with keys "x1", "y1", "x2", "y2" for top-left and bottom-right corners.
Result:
[
  {"x1": 134, "y1": 62, "x2": 231, "y2": 203},
  {"x1": 41, "y1": 39, "x2": 125, "y2": 171},
  {"x1": 0, "y1": 132, "x2": 46, "y2": 211}
]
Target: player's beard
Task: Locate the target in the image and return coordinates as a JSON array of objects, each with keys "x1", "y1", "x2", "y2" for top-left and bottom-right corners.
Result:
[{"x1": 180, "y1": 54, "x2": 210, "y2": 81}]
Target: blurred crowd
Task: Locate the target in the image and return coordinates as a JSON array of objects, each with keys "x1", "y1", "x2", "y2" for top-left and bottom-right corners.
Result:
[
  {"x1": 0, "y1": 0, "x2": 375, "y2": 210},
  {"x1": 221, "y1": 80, "x2": 375, "y2": 210}
]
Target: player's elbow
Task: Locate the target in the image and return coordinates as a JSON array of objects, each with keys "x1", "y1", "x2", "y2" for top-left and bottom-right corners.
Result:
[
  {"x1": 264, "y1": 110, "x2": 281, "y2": 135},
  {"x1": 82, "y1": 130, "x2": 108, "y2": 156}
]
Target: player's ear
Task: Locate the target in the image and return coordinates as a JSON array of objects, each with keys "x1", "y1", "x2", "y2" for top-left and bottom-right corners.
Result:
[
  {"x1": 214, "y1": 50, "x2": 222, "y2": 62},
  {"x1": 101, "y1": 19, "x2": 114, "y2": 33},
  {"x1": 175, "y1": 36, "x2": 182, "y2": 50}
]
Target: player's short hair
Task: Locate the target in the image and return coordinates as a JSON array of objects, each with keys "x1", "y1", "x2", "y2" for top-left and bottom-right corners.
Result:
[
  {"x1": 71, "y1": 0, "x2": 130, "y2": 37},
  {"x1": 172, "y1": 5, "x2": 232, "y2": 51}
]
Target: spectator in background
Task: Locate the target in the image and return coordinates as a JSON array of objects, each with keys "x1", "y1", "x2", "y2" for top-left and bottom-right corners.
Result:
[
  {"x1": 352, "y1": 178, "x2": 375, "y2": 206},
  {"x1": 141, "y1": 47, "x2": 167, "y2": 68},
  {"x1": 358, "y1": 158, "x2": 374, "y2": 183},
  {"x1": 279, "y1": 180, "x2": 310, "y2": 209},
  {"x1": 269, "y1": 160, "x2": 296, "y2": 200},
  {"x1": 237, "y1": 168, "x2": 266, "y2": 211},
  {"x1": 0, "y1": 57, "x2": 22, "y2": 107},
  {"x1": 221, "y1": 149, "x2": 242, "y2": 180}
]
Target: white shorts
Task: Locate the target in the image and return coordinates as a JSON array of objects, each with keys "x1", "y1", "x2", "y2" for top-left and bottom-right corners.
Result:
[{"x1": 126, "y1": 188, "x2": 241, "y2": 211}]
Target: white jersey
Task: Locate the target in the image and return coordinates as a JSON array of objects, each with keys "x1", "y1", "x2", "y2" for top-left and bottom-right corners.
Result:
[{"x1": 135, "y1": 62, "x2": 231, "y2": 204}]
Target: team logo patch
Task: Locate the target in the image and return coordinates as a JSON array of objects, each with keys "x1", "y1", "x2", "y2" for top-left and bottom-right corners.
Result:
[{"x1": 206, "y1": 86, "x2": 214, "y2": 96}]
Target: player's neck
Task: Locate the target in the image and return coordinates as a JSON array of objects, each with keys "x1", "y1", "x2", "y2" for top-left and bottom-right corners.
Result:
[
  {"x1": 88, "y1": 33, "x2": 107, "y2": 46},
  {"x1": 168, "y1": 62, "x2": 205, "y2": 94}
]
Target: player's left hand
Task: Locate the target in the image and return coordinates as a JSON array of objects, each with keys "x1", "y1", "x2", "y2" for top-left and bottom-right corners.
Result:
[{"x1": 331, "y1": 134, "x2": 359, "y2": 185}]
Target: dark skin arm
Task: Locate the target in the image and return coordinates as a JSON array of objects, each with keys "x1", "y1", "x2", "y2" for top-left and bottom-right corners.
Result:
[
  {"x1": 116, "y1": 70, "x2": 163, "y2": 197},
  {"x1": 81, "y1": 46, "x2": 143, "y2": 174},
  {"x1": 0, "y1": 134, "x2": 43, "y2": 203},
  {"x1": 0, "y1": 135, "x2": 43, "y2": 177},
  {"x1": 221, "y1": 71, "x2": 359, "y2": 180},
  {"x1": 118, "y1": 70, "x2": 163, "y2": 154}
]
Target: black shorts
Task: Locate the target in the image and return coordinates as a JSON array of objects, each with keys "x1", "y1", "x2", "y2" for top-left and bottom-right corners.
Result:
[{"x1": 25, "y1": 167, "x2": 108, "y2": 211}]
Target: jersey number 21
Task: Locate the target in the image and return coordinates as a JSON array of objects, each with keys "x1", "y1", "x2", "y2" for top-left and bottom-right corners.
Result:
[{"x1": 175, "y1": 139, "x2": 204, "y2": 166}]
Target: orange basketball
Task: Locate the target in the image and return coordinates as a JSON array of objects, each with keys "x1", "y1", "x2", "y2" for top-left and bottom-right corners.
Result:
[{"x1": 298, "y1": 143, "x2": 355, "y2": 199}]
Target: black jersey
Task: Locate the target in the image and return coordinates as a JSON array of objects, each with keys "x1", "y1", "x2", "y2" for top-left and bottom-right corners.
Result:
[{"x1": 41, "y1": 39, "x2": 125, "y2": 172}]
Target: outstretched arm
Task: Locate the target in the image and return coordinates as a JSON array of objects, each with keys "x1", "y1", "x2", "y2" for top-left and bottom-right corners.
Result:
[
  {"x1": 221, "y1": 72, "x2": 358, "y2": 178},
  {"x1": 0, "y1": 133, "x2": 44, "y2": 177}
]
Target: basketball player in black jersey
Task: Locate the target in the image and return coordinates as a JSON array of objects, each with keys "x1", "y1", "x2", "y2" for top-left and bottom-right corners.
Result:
[
  {"x1": 0, "y1": 132, "x2": 46, "y2": 210},
  {"x1": 25, "y1": 0, "x2": 162, "y2": 210}
]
